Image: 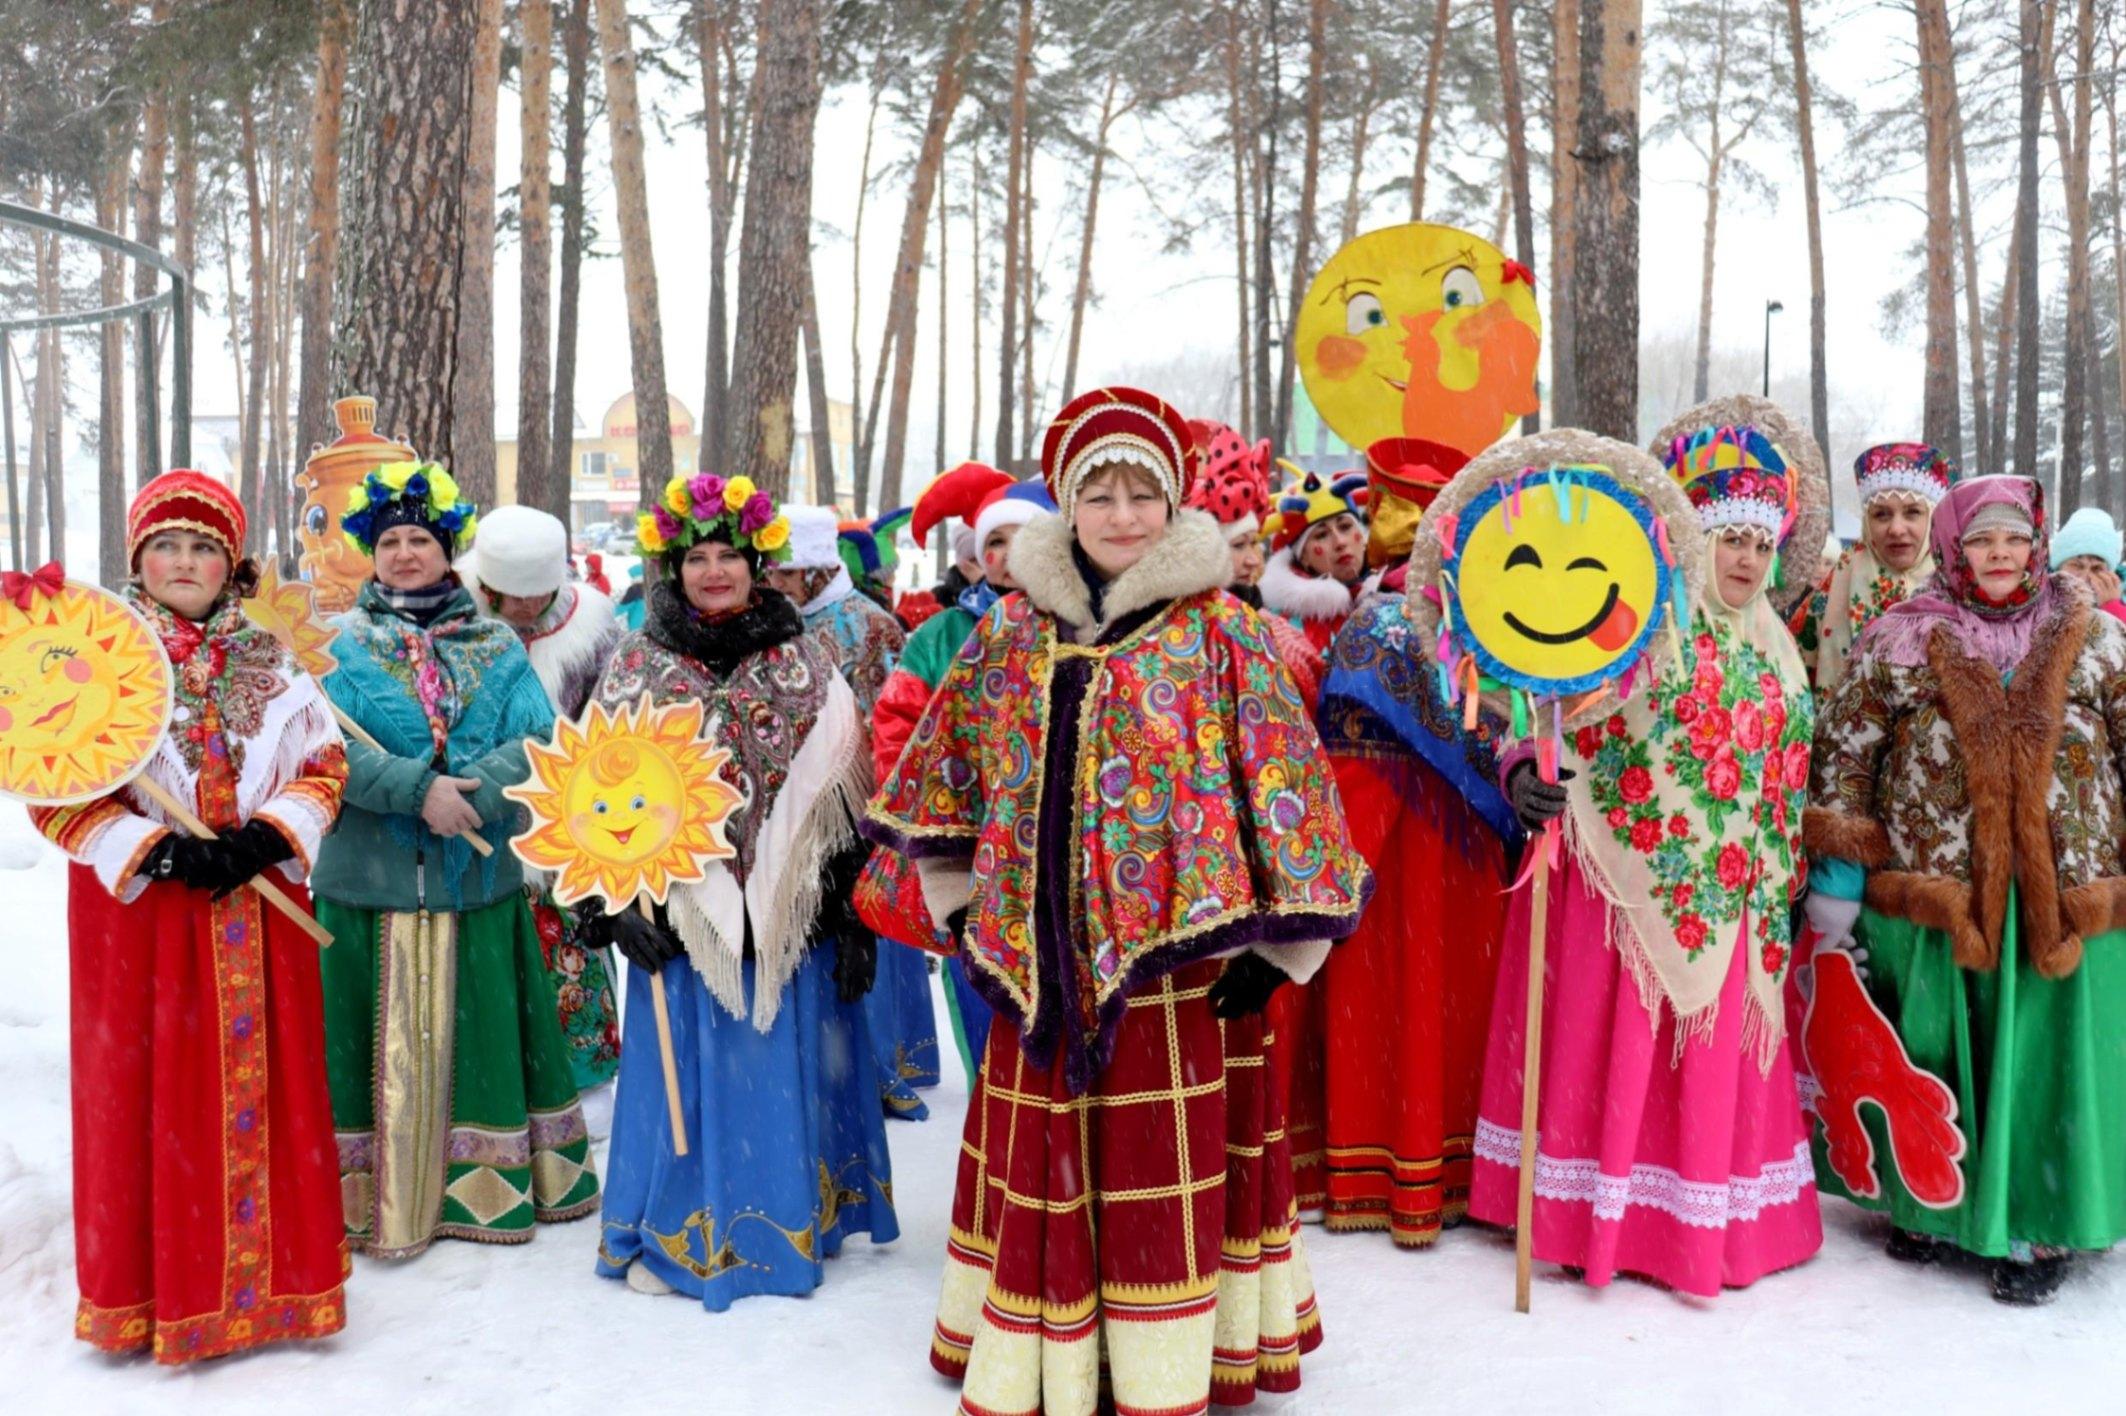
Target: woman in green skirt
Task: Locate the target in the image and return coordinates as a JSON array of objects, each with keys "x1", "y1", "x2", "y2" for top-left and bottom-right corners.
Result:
[
  {"x1": 314, "y1": 461, "x2": 599, "y2": 1258},
  {"x1": 1805, "y1": 473, "x2": 2126, "y2": 1304}
]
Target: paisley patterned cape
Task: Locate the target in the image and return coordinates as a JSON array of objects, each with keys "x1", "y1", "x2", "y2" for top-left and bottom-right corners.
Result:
[
  {"x1": 864, "y1": 510, "x2": 1372, "y2": 1089},
  {"x1": 593, "y1": 585, "x2": 869, "y2": 1031}
]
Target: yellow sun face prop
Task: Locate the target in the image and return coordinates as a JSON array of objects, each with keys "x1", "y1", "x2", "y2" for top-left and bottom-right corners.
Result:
[
  {"x1": 0, "y1": 581, "x2": 173, "y2": 805},
  {"x1": 1451, "y1": 468, "x2": 1671, "y2": 696},
  {"x1": 1297, "y1": 222, "x2": 1542, "y2": 458},
  {"x1": 505, "y1": 699, "x2": 745, "y2": 908},
  {"x1": 243, "y1": 562, "x2": 340, "y2": 678}
]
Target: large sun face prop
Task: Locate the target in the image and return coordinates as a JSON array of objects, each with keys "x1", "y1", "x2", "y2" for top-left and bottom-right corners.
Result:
[
  {"x1": 505, "y1": 699, "x2": 745, "y2": 908},
  {"x1": 243, "y1": 562, "x2": 340, "y2": 678},
  {"x1": 0, "y1": 581, "x2": 173, "y2": 805}
]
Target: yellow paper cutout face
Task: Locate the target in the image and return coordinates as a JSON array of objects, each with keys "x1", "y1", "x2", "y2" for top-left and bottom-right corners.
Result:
[
  {"x1": 0, "y1": 582, "x2": 173, "y2": 805},
  {"x1": 1448, "y1": 468, "x2": 1671, "y2": 698},
  {"x1": 1298, "y1": 222, "x2": 1542, "y2": 458},
  {"x1": 505, "y1": 698, "x2": 746, "y2": 908},
  {"x1": 243, "y1": 562, "x2": 340, "y2": 678}
]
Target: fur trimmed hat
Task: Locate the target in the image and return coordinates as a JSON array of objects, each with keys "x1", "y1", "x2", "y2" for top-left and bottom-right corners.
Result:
[
  {"x1": 469, "y1": 505, "x2": 569, "y2": 597},
  {"x1": 973, "y1": 480, "x2": 1057, "y2": 551},
  {"x1": 781, "y1": 504, "x2": 845, "y2": 570},
  {"x1": 911, "y1": 462, "x2": 1011, "y2": 551}
]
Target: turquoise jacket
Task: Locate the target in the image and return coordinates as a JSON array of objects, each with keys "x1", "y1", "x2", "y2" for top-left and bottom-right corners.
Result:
[{"x1": 312, "y1": 581, "x2": 554, "y2": 912}]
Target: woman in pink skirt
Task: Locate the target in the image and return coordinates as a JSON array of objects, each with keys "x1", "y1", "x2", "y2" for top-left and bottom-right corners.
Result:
[{"x1": 1469, "y1": 402, "x2": 1826, "y2": 1296}]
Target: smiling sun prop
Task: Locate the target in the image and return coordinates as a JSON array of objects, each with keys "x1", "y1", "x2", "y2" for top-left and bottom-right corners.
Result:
[
  {"x1": 505, "y1": 699, "x2": 745, "y2": 909},
  {"x1": 1406, "y1": 429, "x2": 1704, "y2": 734},
  {"x1": 1298, "y1": 222, "x2": 1542, "y2": 458},
  {"x1": 243, "y1": 562, "x2": 340, "y2": 678},
  {"x1": 0, "y1": 578, "x2": 173, "y2": 805}
]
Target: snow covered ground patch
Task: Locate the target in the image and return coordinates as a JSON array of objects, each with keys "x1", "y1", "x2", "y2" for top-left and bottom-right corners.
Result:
[{"x1": 0, "y1": 803, "x2": 2120, "y2": 1412}]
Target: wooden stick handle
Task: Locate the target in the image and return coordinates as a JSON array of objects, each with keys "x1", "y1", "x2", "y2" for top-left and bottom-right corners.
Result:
[
  {"x1": 1514, "y1": 843, "x2": 1553, "y2": 1314},
  {"x1": 330, "y1": 705, "x2": 494, "y2": 858},
  {"x1": 132, "y1": 774, "x2": 336, "y2": 948},
  {"x1": 636, "y1": 897, "x2": 689, "y2": 1157}
]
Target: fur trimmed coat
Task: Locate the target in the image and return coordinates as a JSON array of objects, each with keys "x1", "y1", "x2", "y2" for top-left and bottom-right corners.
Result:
[
  {"x1": 863, "y1": 508, "x2": 1372, "y2": 1090},
  {"x1": 1807, "y1": 584, "x2": 2126, "y2": 979}
]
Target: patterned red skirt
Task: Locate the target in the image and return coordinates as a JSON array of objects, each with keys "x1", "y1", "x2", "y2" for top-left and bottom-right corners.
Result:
[{"x1": 932, "y1": 962, "x2": 1322, "y2": 1416}]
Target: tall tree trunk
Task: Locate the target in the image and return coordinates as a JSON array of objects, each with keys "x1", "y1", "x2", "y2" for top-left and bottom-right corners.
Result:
[
  {"x1": 1689, "y1": 5, "x2": 1730, "y2": 406},
  {"x1": 1274, "y1": 0, "x2": 1327, "y2": 448},
  {"x1": 240, "y1": 94, "x2": 271, "y2": 532},
  {"x1": 1491, "y1": 0, "x2": 1537, "y2": 432},
  {"x1": 552, "y1": 0, "x2": 591, "y2": 494},
  {"x1": 1251, "y1": 7, "x2": 1279, "y2": 451},
  {"x1": 1916, "y1": 0, "x2": 1962, "y2": 463},
  {"x1": 1570, "y1": 0, "x2": 1642, "y2": 442},
  {"x1": 222, "y1": 205, "x2": 249, "y2": 515},
  {"x1": 2011, "y1": 0, "x2": 2043, "y2": 479},
  {"x1": 2047, "y1": 0, "x2": 2097, "y2": 505},
  {"x1": 848, "y1": 79, "x2": 882, "y2": 504},
  {"x1": 1226, "y1": 0, "x2": 1253, "y2": 432},
  {"x1": 801, "y1": 262, "x2": 836, "y2": 504},
  {"x1": 170, "y1": 90, "x2": 198, "y2": 416},
  {"x1": 994, "y1": 0, "x2": 1034, "y2": 469},
  {"x1": 1781, "y1": 0, "x2": 1828, "y2": 468},
  {"x1": 1338, "y1": 63, "x2": 1376, "y2": 247},
  {"x1": 1020, "y1": 139, "x2": 1036, "y2": 463},
  {"x1": 1062, "y1": 76, "x2": 1120, "y2": 403},
  {"x1": 1551, "y1": 0, "x2": 1581, "y2": 426},
  {"x1": 594, "y1": 0, "x2": 675, "y2": 504},
  {"x1": 699, "y1": 0, "x2": 740, "y2": 470},
  {"x1": 98, "y1": 129, "x2": 132, "y2": 583},
  {"x1": 870, "y1": 0, "x2": 986, "y2": 509},
  {"x1": 131, "y1": 0, "x2": 172, "y2": 485},
  {"x1": 1948, "y1": 48, "x2": 1990, "y2": 473},
  {"x1": 517, "y1": 0, "x2": 559, "y2": 520},
  {"x1": 330, "y1": 0, "x2": 480, "y2": 468},
  {"x1": 452, "y1": 0, "x2": 504, "y2": 501},
  {"x1": 32, "y1": 215, "x2": 65, "y2": 566},
  {"x1": 1411, "y1": 0, "x2": 1451, "y2": 220},
  {"x1": 2106, "y1": 27, "x2": 2126, "y2": 506},
  {"x1": 295, "y1": 0, "x2": 349, "y2": 454},
  {"x1": 722, "y1": 0, "x2": 825, "y2": 493},
  {"x1": 936, "y1": 171, "x2": 949, "y2": 477},
  {"x1": 1990, "y1": 217, "x2": 2020, "y2": 473},
  {"x1": 969, "y1": 147, "x2": 984, "y2": 458}
]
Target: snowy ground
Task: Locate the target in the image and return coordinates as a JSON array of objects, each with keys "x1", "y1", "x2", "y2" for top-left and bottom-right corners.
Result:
[{"x1": 1, "y1": 804, "x2": 2120, "y2": 1415}]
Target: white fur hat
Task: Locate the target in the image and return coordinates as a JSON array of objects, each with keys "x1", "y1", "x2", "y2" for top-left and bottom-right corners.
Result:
[
  {"x1": 782, "y1": 504, "x2": 844, "y2": 570},
  {"x1": 469, "y1": 505, "x2": 568, "y2": 597}
]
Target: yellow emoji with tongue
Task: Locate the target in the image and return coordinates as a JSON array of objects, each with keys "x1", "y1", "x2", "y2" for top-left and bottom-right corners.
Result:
[{"x1": 1452, "y1": 467, "x2": 1667, "y2": 697}]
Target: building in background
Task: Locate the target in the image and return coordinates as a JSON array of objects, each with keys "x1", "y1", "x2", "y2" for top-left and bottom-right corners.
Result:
[{"x1": 495, "y1": 392, "x2": 700, "y2": 538}]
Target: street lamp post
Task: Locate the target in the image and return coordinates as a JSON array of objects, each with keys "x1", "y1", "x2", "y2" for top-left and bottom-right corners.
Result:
[{"x1": 1763, "y1": 299, "x2": 1785, "y2": 397}]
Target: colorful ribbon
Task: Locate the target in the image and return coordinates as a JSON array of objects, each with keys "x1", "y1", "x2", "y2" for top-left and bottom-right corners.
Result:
[{"x1": 1, "y1": 561, "x2": 63, "y2": 610}]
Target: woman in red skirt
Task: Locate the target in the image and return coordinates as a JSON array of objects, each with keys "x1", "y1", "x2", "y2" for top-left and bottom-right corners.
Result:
[
  {"x1": 867, "y1": 387, "x2": 1372, "y2": 1416},
  {"x1": 31, "y1": 471, "x2": 349, "y2": 1362}
]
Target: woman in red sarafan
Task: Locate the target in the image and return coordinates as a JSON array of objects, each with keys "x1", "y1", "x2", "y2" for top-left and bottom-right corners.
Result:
[
  {"x1": 30, "y1": 470, "x2": 350, "y2": 1363},
  {"x1": 866, "y1": 386, "x2": 1372, "y2": 1416}
]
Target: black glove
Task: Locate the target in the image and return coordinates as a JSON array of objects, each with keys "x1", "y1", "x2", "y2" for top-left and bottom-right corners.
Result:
[
  {"x1": 609, "y1": 907, "x2": 684, "y2": 973},
  {"x1": 833, "y1": 932, "x2": 877, "y2": 1003},
  {"x1": 204, "y1": 820, "x2": 298, "y2": 898},
  {"x1": 1506, "y1": 761, "x2": 1575, "y2": 832},
  {"x1": 1209, "y1": 953, "x2": 1288, "y2": 1019}
]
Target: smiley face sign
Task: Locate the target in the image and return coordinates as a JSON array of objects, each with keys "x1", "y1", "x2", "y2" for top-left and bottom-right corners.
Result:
[
  {"x1": 1407, "y1": 429, "x2": 1703, "y2": 730},
  {"x1": 0, "y1": 580, "x2": 174, "y2": 805},
  {"x1": 506, "y1": 698, "x2": 746, "y2": 908},
  {"x1": 1298, "y1": 222, "x2": 1542, "y2": 459}
]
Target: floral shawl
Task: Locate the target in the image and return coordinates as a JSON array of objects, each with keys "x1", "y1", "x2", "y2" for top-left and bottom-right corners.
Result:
[
  {"x1": 592, "y1": 581, "x2": 868, "y2": 1030},
  {"x1": 1562, "y1": 560, "x2": 1813, "y2": 1072},
  {"x1": 1812, "y1": 539, "x2": 1936, "y2": 692}
]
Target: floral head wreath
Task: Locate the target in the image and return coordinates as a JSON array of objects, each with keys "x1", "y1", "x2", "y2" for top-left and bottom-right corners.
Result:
[
  {"x1": 341, "y1": 460, "x2": 479, "y2": 556},
  {"x1": 634, "y1": 471, "x2": 793, "y2": 564}
]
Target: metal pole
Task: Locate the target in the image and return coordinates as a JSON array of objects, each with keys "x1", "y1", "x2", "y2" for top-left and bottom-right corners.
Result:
[
  {"x1": 1, "y1": 330, "x2": 18, "y2": 569},
  {"x1": 1762, "y1": 300, "x2": 1784, "y2": 398},
  {"x1": 138, "y1": 309, "x2": 162, "y2": 475},
  {"x1": 170, "y1": 268, "x2": 191, "y2": 468}
]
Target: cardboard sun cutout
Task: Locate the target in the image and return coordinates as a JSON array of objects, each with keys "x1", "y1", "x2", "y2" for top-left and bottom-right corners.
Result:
[
  {"x1": 1298, "y1": 222, "x2": 1542, "y2": 459},
  {"x1": 0, "y1": 580, "x2": 174, "y2": 805},
  {"x1": 243, "y1": 561, "x2": 340, "y2": 679},
  {"x1": 505, "y1": 699, "x2": 745, "y2": 909}
]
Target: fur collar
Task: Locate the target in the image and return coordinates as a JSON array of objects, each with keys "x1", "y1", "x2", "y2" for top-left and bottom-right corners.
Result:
[
  {"x1": 1008, "y1": 508, "x2": 1230, "y2": 638},
  {"x1": 645, "y1": 578, "x2": 804, "y2": 675},
  {"x1": 1260, "y1": 545, "x2": 1359, "y2": 624},
  {"x1": 477, "y1": 582, "x2": 618, "y2": 710}
]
